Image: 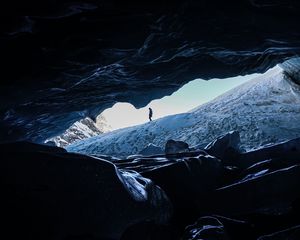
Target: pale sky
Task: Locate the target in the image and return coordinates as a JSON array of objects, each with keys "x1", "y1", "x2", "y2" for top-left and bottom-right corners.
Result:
[{"x1": 101, "y1": 73, "x2": 261, "y2": 130}]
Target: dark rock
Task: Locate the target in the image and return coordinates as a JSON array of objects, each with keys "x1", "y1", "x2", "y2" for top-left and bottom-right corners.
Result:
[
  {"x1": 121, "y1": 222, "x2": 175, "y2": 240},
  {"x1": 205, "y1": 131, "x2": 241, "y2": 163},
  {"x1": 116, "y1": 157, "x2": 176, "y2": 173},
  {"x1": 258, "y1": 225, "x2": 300, "y2": 240},
  {"x1": 0, "y1": 141, "x2": 67, "y2": 153},
  {"x1": 218, "y1": 165, "x2": 242, "y2": 188},
  {"x1": 139, "y1": 143, "x2": 164, "y2": 156},
  {"x1": 165, "y1": 139, "x2": 190, "y2": 155},
  {"x1": 211, "y1": 215, "x2": 254, "y2": 240},
  {"x1": 143, "y1": 154, "x2": 223, "y2": 227},
  {"x1": 211, "y1": 164, "x2": 300, "y2": 216},
  {"x1": 238, "y1": 137, "x2": 300, "y2": 169},
  {"x1": 240, "y1": 155, "x2": 300, "y2": 182},
  {"x1": 183, "y1": 215, "x2": 254, "y2": 240},
  {"x1": 0, "y1": 142, "x2": 172, "y2": 240},
  {"x1": 182, "y1": 216, "x2": 229, "y2": 240}
]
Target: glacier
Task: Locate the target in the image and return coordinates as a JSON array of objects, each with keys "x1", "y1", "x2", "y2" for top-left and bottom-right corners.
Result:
[{"x1": 67, "y1": 66, "x2": 300, "y2": 157}]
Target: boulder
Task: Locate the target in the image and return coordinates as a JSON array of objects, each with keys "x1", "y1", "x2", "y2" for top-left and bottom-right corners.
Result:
[
  {"x1": 139, "y1": 143, "x2": 164, "y2": 156},
  {"x1": 0, "y1": 142, "x2": 172, "y2": 240},
  {"x1": 204, "y1": 131, "x2": 241, "y2": 162},
  {"x1": 165, "y1": 139, "x2": 190, "y2": 155}
]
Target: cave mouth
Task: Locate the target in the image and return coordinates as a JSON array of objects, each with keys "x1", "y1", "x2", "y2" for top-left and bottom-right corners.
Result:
[
  {"x1": 60, "y1": 63, "x2": 300, "y2": 159},
  {"x1": 45, "y1": 70, "x2": 264, "y2": 148},
  {"x1": 101, "y1": 72, "x2": 261, "y2": 130}
]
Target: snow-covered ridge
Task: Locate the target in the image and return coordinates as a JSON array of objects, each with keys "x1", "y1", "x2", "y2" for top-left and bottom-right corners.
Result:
[
  {"x1": 67, "y1": 66, "x2": 300, "y2": 157},
  {"x1": 46, "y1": 115, "x2": 111, "y2": 147}
]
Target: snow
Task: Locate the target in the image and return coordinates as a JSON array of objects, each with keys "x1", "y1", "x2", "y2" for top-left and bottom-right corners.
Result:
[
  {"x1": 67, "y1": 66, "x2": 300, "y2": 157},
  {"x1": 46, "y1": 115, "x2": 111, "y2": 147}
]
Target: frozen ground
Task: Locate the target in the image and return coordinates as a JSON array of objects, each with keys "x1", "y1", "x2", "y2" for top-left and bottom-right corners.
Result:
[{"x1": 67, "y1": 66, "x2": 300, "y2": 157}]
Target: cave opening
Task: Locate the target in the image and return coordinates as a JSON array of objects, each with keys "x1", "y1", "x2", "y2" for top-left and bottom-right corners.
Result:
[
  {"x1": 47, "y1": 63, "x2": 300, "y2": 159},
  {"x1": 45, "y1": 71, "x2": 261, "y2": 148}
]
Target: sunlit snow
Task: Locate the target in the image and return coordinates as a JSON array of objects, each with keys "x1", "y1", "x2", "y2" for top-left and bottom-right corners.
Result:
[{"x1": 101, "y1": 73, "x2": 260, "y2": 130}]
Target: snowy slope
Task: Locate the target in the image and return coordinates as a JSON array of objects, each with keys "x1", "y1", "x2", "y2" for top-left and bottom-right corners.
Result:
[
  {"x1": 67, "y1": 66, "x2": 300, "y2": 157},
  {"x1": 46, "y1": 116, "x2": 111, "y2": 147}
]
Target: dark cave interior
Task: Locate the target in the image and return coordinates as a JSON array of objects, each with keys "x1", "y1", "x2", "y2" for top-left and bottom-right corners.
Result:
[{"x1": 1, "y1": 1, "x2": 300, "y2": 239}]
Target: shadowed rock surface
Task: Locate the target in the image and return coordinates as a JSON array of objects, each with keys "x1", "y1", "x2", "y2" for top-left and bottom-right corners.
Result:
[
  {"x1": 165, "y1": 139, "x2": 190, "y2": 154},
  {"x1": 182, "y1": 216, "x2": 229, "y2": 240},
  {"x1": 204, "y1": 131, "x2": 241, "y2": 161},
  {"x1": 0, "y1": 142, "x2": 172, "y2": 240},
  {"x1": 1, "y1": 132, "x2": 300, "y2": 239},
  {"x1": 1, "y1": 1, "x2": 300, "y2": 142},
  {"x1": 258, "y1": 225, "x2": 300, "y2": 240}
]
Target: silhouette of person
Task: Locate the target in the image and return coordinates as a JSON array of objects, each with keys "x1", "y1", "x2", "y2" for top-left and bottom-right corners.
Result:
[{"x1": 148, "y1": 107, "x2": 153, "y2": 121}]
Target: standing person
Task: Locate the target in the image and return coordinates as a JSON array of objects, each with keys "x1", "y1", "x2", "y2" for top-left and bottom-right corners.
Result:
[{"x1": 148, "y1": 107, "x2": 153, "y2": 121}]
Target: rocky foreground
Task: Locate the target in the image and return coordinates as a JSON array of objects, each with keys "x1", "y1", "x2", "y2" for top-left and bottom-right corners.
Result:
[{"x1": 2, "y1": 132, "x2": 300, "y2": 240}]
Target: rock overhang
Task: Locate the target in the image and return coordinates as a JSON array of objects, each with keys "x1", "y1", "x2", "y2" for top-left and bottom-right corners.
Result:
[{"x1": 1, "y1": 0, "x2": 300, "y2": 142}]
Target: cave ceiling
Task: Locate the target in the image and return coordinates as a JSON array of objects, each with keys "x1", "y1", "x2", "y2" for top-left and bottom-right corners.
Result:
[{"x1": 0, "y1": 0, "x2": 300, "y2": 142}]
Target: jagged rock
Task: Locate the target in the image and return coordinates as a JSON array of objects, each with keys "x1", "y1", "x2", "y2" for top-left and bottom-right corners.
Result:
[
  {"x1": 204, "y1": 131, "x2": 241, "y2": 162},
  {"x1": 46, "y1": 116, "x2": 110, "y2": 148},
  {"x1": 139, "y1": 143, "x2": 164, "y2": 156},
  {"x1": 240, "y1": 155, "x2": 300, "y2": 182},
  {"x1": 182, "y1": 215, "x2": 256, "y2": 240},
  {"x1": 3, "y1": 141, "x2": 67, "y2": 153},
  {"x1": 210, "y1": 164, "x2": 300, "y2": 216},
  {"x1": 258, "y1": 225, "x2": 300, "y2": 240},
  {"x1": 0, "y1": 142, "x2": 172, "y2": 240},
  {"x1": 126, "y1": 154, "x2": 144, "y2": 159},
  {"x1": 238, "y1": 137, "x2": 300, "y2": 169},
  {"x1": 116, "y1": 157, "x2": 176, "y2": 173},
  {"x1": 165, "y1": 139, "x2": 190, "y2": 155},
  {"x1": 143, "y1": 154, "x2": 223, "y2": 223},
  {"x1": 182, "y1": 216, "x2": 229, "y2": 240},
  {"x1": 280, "y1": 57, "x2": 300, "y2": 85}
]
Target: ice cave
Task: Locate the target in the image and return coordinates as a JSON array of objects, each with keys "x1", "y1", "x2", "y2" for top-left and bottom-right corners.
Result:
[{"x1": 1, "y1": 1, "x2": 300, "y2": 239}]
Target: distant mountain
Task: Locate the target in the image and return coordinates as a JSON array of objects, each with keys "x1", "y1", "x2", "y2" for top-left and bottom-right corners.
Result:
[
  {"x1": 46, "y1": 115, "x2": 111, "y2": 147},
  {"x1": 95, "y1": 114, "x2": 112, "y2": 133},
  {"x1": 67, "y1": 66, "x2": 300, "y2": 157}
]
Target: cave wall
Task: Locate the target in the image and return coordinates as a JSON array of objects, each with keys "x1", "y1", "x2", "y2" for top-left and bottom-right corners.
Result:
[{"x1": 1, "y1": 0, "x2": 300, "y2": 142}]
